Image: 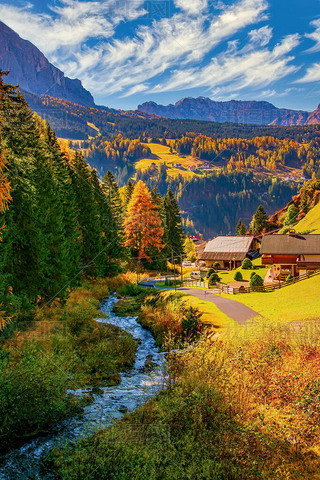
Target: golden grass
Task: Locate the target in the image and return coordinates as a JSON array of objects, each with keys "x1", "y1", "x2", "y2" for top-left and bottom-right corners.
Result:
[
  {"x1": 295, "y1": 202, "x2": 320, "y2": 234},
  {"x1": 135, "y1": 143, "x2": 204, "y2": 180}
]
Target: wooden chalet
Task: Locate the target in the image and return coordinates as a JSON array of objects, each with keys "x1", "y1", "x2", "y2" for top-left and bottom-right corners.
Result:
[
  {"x1": 261, "y1": 231, "x2": 320, "y2": 281},
  {"x1": 199, "y1": 236, "x2": 258, "y2": 269}
]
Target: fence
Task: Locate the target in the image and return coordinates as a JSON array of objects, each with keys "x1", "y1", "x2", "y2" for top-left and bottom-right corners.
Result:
[{"x1": 216, "y1": 268, "x2": 320, "y2": 295}]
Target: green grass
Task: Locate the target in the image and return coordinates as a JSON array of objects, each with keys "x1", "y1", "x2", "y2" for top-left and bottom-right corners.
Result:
[
  {"x1": 223, "y1": 272, "x2": 320, "y2": 321},
  {"x1": 217, "y1": 258, "x2": 269, "y2": 284},
  {"x1": 294, "y1": 202, "x2": 320, "y2": 234}
]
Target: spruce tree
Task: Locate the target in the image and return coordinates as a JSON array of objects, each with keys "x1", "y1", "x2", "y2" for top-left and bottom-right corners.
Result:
[
  {"x1": 236, "y1": 218, "x2": 246, "y2": 236},
  {"x1": 250, "y1": 205, "x2": 269, "y2": 234},
  {"x1": 162, "y1": 188, "x2": 185, "y2": 260},
  {"x1": 71, "y1": 152, "x2": 104, "y2": 277}
]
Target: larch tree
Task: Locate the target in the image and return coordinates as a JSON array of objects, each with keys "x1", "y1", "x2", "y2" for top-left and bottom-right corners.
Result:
[{"x1": 123, "y1": 180, "x2": 164, "y2": 261}]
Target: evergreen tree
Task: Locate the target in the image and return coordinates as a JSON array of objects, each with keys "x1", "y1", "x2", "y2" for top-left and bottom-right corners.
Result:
[
  {"x1": 162, "y1": 188, "x2": 185, "y2": 260},
  {"x1": 250, "y1": 205, "x2": 269, "y2": 234},
  {"x1": 71, "y1": 152, "x2": 104, "y2": 277},
  {"x1": 102, "y1": 170, "x2": 126, "y2": 262},
  {"x1": 284, "y1": 204, "x2": 299, "y2": 226},
  {"x1": 236, "y1": 218, "x2": 246, "y2": 236}
]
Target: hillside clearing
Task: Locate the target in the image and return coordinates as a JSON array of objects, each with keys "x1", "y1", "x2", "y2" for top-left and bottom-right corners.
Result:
[{"x1": 295, "y1": 201, "x2": 320, "y2": 234}]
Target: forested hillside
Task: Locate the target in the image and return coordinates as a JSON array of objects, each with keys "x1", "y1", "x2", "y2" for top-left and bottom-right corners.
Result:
[{"x1": 0, "y1": 72, "x2": 184, "y2": 322}]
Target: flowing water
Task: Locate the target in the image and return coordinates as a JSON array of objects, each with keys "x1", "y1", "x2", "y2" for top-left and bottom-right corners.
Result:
[{"x1": 0, "y1": 294, "x2": 166, "y2": 479}]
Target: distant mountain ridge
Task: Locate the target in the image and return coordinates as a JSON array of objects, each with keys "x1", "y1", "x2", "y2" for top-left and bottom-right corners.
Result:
[
  {"x1": 0, "y1": 21, "x2": 95, "y2": 107},
  {"x1": 138, "y1": 97, "x2": 320, "y2": 126}
]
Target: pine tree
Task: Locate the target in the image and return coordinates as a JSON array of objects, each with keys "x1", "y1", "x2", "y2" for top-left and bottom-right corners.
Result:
[
  {"x1": 162, "y1": 188, "x2": 185, "y2": 259},
  {"x1": 250, "y1": 205, "x2": 269, "y2": 234},
  {"x1": 71, "y1": 152, "x2": 104, "y2": 277},
  {"x1": 236, "y1": 218, "x2": 246, "y2": 236},
  {"x1": 123, "y1": 180, "x2": 164, "y2": 261},
  {"x1": 0, "y1": 78, "x2": 44, "y2": 301}
]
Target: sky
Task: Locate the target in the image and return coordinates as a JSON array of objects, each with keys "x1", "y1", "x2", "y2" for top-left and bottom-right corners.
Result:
[{"x1": 0, "y1": 0, "x2": 319, "y2": 110}]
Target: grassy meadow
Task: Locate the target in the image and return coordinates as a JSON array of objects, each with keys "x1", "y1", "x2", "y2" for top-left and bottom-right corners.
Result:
[
  {"x1": 223, "y1": 273, "x2": 320, "y2": 321},
  {"x1": 294, "y1": 201, "x2": 320, "y2": 234},
  {"x1": 135, "y1": 143, "x2": 205, "y2": 180}
]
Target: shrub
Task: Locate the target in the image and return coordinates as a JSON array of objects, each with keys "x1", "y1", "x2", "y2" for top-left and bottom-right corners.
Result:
[
  {"x1": 207, "y1": 267, "x2": 216, "y2": 278},
  {"x1": 241, "y1": 258, "x2": 252, "y2": 269},
  {"x1": 117, "y1": 283, "x2": 146, "y2": 297},
  {"x1": 213, "y1": 262, "x2": 221, "y2": 270},
  {"x1": 286, "y1": 274, "x2": 293, "y2": 283},
  {"x1": 250, "y1": 274, "x2": 264, "y2": 289},
  {"x1": 234, "y1": 271, "x2": 243, "y2": 281},
  {"x1": 250, "y1": 271, "x2": 256, "y2": 279},
  {"x1": 208, "y1": 273, "x2": 220, "y2": 285}
]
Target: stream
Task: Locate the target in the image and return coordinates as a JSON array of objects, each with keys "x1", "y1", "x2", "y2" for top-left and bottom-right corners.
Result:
[{"x1": 0, "y1": 294, "x2": 166, "y2": 479}]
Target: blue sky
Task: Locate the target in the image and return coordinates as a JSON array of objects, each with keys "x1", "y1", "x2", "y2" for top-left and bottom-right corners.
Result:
[{"x1": 0, "y1": 0, "x2": 319, "y2": 111}]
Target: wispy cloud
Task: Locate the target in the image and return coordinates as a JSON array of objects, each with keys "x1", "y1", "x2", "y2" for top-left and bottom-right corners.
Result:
[
  {"x1": 0, "y1": 0, "x2": 303, "y2": 101},
  {"x1": 297, "y1": 63, "x2": 320, "y2": 83},
  {"x1": 306, "y1": 17, "x2": 320, "y2": 52}
]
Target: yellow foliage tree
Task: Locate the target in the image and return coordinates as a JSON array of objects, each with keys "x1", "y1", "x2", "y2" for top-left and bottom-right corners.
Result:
[{"x1": 123, "y1": 180, "x2": 164, "y2": 261}]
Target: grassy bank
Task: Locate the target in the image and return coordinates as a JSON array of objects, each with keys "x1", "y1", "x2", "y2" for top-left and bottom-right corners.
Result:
[
  {"x1": 0, "y1": 274, "x2": 138, "y2": 451},
  {"x1": 222, "y1": 273, "x2": 320, "y2": 321},
  {"x1": 51, "y1": 310, "x2": 320, "y2": 479}
]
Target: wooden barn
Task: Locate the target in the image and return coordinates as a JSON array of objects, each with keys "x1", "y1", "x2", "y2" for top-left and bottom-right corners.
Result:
[
  {"x1": 261, "y1": 231, "x2": 320, "y2": 281},
  {"x1": 199, "y1": 236, "x2": 259, "y2": 269}
]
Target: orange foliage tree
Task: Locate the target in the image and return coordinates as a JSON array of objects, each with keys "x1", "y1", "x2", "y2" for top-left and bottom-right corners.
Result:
[{"x1": 123, "y1": 180, "x2": 164, "y2": 261}]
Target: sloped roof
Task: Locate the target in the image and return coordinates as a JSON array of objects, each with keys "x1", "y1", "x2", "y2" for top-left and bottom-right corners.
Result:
[
  {"x1": 200, "y1": 236, "x2": 254, "y2": 262},
  {"x1": 261, "y1": 234, "x2": 320, "y2": 255}
]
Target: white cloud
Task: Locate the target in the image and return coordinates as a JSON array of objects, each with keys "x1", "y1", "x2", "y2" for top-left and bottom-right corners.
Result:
[
  {"x1": 0, "y1": 0, "x2": 146, "y2": 56},
  {"x1": 152, "y1": 34, "x2": 300, "y2": 95},
  {"x1": 306, "y1": 17, "x2": 320, "y2": 52},
  {"x1": 0, "y1": 0, "x2": 302, "y2": 101},
  {"x1": 297, "y1": 63, "x2": 320, "y2": 83},
  {"x1": 76, "y1": 0, "x2": 270, "y2": 94},
  {"x1": 248, "y1": 25, "x2": 273, "y2": 47}
]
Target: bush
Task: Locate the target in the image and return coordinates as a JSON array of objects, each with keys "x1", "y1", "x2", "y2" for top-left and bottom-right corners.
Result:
[
  {"x1": 234, "y1": 271, "x2": 243, "y2": 281},
  {"x1": 207, "y1": 267, "x2": 216, "y2": 278},
  {"x1": 208, "y1": 273, "x2": 220, "y2": 285},
  {"x1": 117, "y1": 283, "x2": 146, "y2": 297},
  {"x1": 250, "y1": 271, "x2": 256, "y2": 279},
  {"x1": 241, "y1": 258, "x2": 252, "y2": 269},
  {"x1": 250, "y1": 274, "x2": 264, "y2": 289},
  {"x1": 213, "y1": 262, "x2": 221, "y2": 270},
  {"x1": 286, "y1": 274, "x2": 293, "y2": 283}
]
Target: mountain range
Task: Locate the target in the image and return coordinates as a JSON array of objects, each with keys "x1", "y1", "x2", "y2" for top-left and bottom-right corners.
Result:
[
  {"x1": 0, "y1": 20, "x2": 320, "y2": 130},
  {"x1": 138, "y1": 98, "x2": 320, "y2": 126}
]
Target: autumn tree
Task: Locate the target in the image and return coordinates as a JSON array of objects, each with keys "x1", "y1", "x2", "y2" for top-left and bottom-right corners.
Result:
[{"x1": 123, "y1": 180, "x2": 164, "y2": 261}]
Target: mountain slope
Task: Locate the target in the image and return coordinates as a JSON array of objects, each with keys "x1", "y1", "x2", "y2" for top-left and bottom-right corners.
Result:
[
  {"x1": 0, "y1": 21, "x2": 94, "y2": 107},
  {"x1": 138, "y1": 97, "x2": 315, "y2": 126}
]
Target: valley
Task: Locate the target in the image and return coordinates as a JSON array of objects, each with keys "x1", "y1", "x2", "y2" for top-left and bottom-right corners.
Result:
[{"x1": 1, "y1": 12, "x2": 320, "y2": 480}]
